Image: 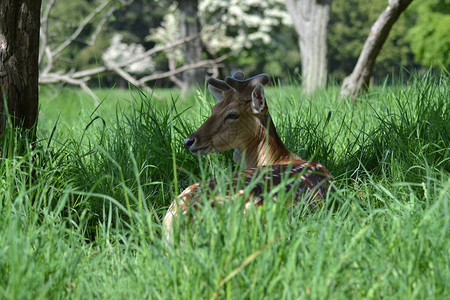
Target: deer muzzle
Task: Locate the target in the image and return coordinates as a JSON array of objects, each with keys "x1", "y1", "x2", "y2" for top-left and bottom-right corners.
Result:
[{"x1": 183, "y1": 136, "x2": 211, "y2": 155}]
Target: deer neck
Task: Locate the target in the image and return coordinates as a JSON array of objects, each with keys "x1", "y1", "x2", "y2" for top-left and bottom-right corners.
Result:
[{"x1": 239, "y1": 114, "x2": 300, "y2": 168}]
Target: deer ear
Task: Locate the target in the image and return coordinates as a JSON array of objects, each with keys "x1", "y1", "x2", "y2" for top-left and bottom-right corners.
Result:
[
  {"x1": 208, "y1": 84, "x2": 224, "y2": 102},
  {"x1": 251, "y1": 83, "x2": 266, "y2": 114}
]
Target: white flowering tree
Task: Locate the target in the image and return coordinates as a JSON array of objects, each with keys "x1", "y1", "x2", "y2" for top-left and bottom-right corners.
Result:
[
  {"x1": 147, "y1": 4, "x2": 185, "y2": 89},
  {"x1": 147, "y1": 0, "x2": 291, "y2": 87},
  {"x1": 103, "y1": 34, "x2": 154, "y2": 74},
  {"x1": 199, "y1": 0, "x2": 291, "y2": 54},
  {"x1": 146, "y1": 1, "x2": 290, "y2": 89}
]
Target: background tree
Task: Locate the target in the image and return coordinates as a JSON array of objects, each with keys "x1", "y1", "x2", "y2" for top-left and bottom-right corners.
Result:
[
  {"x1": 37, "y1": 0, "x2": 446, "y2": 95},
  {"x1": 341, "y1": 0, "x2": 414, "y2": 99},
  {"x1": 328, "y1": 0, "x2": 416, "y2": 83},
  {"x1": 285, "y1": 0, "x2": 331, "y2": 94},
  {"x1": 178, "y1": 0, "x2": 204, "y2": 87},
  {"x1": 0, "y1": 0, "x2": 42, "y2": 140}
]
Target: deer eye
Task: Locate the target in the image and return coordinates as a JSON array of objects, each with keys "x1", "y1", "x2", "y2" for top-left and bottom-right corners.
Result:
[{"x1": 225, "y1": 112, "x2": 240, "y2": 121}]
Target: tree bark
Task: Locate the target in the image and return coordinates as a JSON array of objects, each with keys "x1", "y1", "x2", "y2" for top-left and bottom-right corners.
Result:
[
  {"x1": 0, "y1": 0, "x2": 41, "y2": 139},
  {"x1": 340, "y1": 0, "x2": 413, "y2": 99},
  {"x1": 286, "y1": 0, "x2": 330, "y2": 94},
  {"x1": 178, "y1": 0, "x2": 204, "y2": 88}
]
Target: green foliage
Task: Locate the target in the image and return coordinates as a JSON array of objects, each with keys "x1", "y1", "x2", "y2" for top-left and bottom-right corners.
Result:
[
  {"x1": 408, "y1": 0, "x2": 450, "y2": 68},
  {"x1": 1, "y1": 73, "x2": 449, "y2": 298},
  {"x1": 109, "y1": 0, "x2": 169, "y2": 46}
]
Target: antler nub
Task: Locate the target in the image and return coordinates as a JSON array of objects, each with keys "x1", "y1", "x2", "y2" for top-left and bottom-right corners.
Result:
[
  {"x1": 207, "y1": 71, "x2": 246, "y2": 91},
  {"x1": 231, "y1": 71, "x2": 245, "y2": 80},
  {"x1": 208, "y1": 72, "x2": 270, "y2": 99},
  {"x1": 225, "y1": 73, "x2": 270, "y2": 95},
  {"x1": 207, "y1": 77, "x2": 230, "y2": 91}
]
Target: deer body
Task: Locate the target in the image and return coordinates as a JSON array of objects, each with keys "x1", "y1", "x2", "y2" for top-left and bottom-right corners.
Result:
[{"x1": 163, "y1": 72, "x2": 334, "y2": 242}]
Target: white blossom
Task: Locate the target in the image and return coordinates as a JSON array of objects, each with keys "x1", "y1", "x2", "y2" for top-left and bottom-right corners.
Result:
[
  {"x1": 142, "y1": 0, "x2": 291, "y2": 68},
  {"x1": 198, "y1": 0, "x2": 291, "y2": 53},
  {"x1": 146, "y1": 4, "x2": 184, "y2": 64},
  {"x1": 102, "y1": 34, "x2": 153, "y2": 74}
]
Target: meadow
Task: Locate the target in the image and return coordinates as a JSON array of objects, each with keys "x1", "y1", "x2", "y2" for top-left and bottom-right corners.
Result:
[{"x1": 0, "y1": 73, "x2": 449, "y2": 299}]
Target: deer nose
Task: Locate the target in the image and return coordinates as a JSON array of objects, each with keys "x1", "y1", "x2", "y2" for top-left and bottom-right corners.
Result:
[{"x1": 184, "y1": 138, "x2": 195, "y2": 150}]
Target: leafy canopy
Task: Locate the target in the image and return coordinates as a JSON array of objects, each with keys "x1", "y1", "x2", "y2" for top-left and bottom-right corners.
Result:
[{"x1": 408, "y1": 0, "x2": 450, "y2": 68}]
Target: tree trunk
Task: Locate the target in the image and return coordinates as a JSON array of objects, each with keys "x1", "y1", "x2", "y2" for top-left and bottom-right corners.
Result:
[
  {"x1": 340, "y1": 0, "x2": 413, "y2": 99},
  {"x1": 0, "y1": 0, "x2": 41, "y2": 140},
  {"x1": 286, "y1": 0, "x2": 330, "y2": 94},
  {"x1": 178, "y1": 0, "x2": 204, "y2": 88}
]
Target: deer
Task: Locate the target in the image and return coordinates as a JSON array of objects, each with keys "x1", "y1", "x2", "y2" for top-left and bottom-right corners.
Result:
[{"x1": 163, "y1": 72, "x2": 335, "y2": 243}]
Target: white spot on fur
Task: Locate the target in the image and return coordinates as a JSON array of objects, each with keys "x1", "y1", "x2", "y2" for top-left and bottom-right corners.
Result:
[
  {"x1": 244, "y1": 201, "x2": 252, "y2": 214},
  {"x1": 254, "y1": 196, "x2": 263, "y2": 204},
  {"x1": 293, "y1": 165, "x2": 304, "y2": 173}
]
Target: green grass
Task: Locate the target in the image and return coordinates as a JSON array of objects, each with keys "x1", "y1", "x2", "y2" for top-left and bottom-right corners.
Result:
[{"x1": 1, "y1": 73, "x2": 449, "y2": 299}]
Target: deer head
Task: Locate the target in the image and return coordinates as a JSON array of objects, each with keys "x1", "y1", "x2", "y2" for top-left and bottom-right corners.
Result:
[{"x1": 184, "y1": 72, "x2": 297, "y2": 168}]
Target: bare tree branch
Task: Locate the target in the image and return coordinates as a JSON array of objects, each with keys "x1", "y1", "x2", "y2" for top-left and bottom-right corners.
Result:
[
  {"x1": 51, "y1": 0, "x2": 112, "y2": 58},
  {"x1": 39, "y1": 0, "x2": 56, "y2": 64},
  {"x1": 167, "y1": 56, "x2": 187, "y2": 90},
  {"x1": 49, "y1": 32, "x2": 204, "y2": 81},
  {"x1": 109, "y1": 65, "x2": 161, "y2": 100},
  {"x1": 139, "y1": 51, "x2": 236, "y2": 83},
  {"x1": 41, "y1": 46, "x2": 53, "y2": 75},
  {"x1": 117, "y1": 30, "x2": 206, "y2": 71},
  {"x1": 39, "y1": 73, "x2": 100, "y2": 104},
  {"x1": 87, "y1": 4, "x2": 118, "y2": 46}
]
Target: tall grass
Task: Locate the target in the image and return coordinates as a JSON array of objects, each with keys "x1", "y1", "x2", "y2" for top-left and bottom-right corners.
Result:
[{"x1": 0, "y1": 72, "x2": 448, "y2": 299}]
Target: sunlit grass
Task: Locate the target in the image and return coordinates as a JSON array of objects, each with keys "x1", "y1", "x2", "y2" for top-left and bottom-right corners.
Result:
[{"x1": 0, "y1": 72, "x2": 448, "y2": 299}]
